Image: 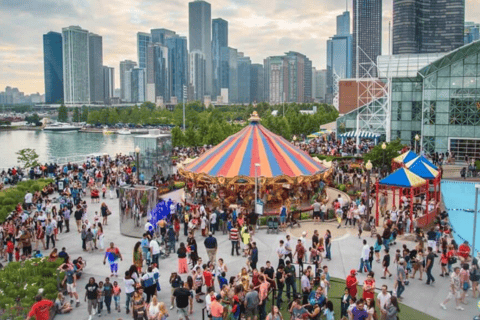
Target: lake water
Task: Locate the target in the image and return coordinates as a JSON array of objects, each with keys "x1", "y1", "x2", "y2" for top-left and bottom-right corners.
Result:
[{"x1": 0, "y1": 130, "x2": 136, "y2": 168}]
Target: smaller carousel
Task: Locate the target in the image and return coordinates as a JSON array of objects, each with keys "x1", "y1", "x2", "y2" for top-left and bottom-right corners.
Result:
[{"x1": 178, "y1": 112, "x2": 332, "y2": 213}]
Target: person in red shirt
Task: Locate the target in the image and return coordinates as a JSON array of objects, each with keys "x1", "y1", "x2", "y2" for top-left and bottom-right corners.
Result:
[
  {"x1": 26, "y1": 295, "x2": 54, "y2": 320},
  {"x1": 458, "y1": 241, "x2": 471, "y2": 262},
  {"x1": 294, "y1": 239, "x2": 306, "y2": 271},
  {"x1": 6, "y1": 238, "x2": 14, "y2": 262},
  {"x1": 203, "y1": 264, "x2": 214, "y2": 290},
  {"x1": 346, "y1": 269, "x2": 359, "y2": 298},
  {"x1": 362, "y1": 272, "x2": 375, "y2": 301}
]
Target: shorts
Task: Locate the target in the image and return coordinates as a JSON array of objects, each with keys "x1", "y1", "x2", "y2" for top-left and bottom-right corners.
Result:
[
  {"x1": 67, "y1": 283, "x2": 76, "y2": 293},
  {"x1": 195, "y1": 286, "x2": 202, "y2": 294},
  {"x1": 446, "y1": 291, "x2": 461, "y2": 300},
  {"x1": 177, "y1": 307, "x2": 189, "y2": 319},
  {"x1": 280, "y1": 216, "x2": 286, "y2": 224},
  {"x1": 313, "y1": 211, "x2": 320, "y2": 218},
  {"x1": 245, "y1": 307, "x2": 258, "y2": 317}
]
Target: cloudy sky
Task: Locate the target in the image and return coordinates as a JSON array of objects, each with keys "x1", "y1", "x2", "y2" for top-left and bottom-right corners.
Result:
[{"x1": 1, "y1": 0, "x2": 479, "y2": 95}]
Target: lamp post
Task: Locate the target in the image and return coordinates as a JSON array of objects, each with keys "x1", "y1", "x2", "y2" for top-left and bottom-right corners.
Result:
[
  {"x1": 254, "y1": 163, "x2": 260, "y2": 213},
  {"x1": 365, "y1": 160, "x2": 373, "y2": 217},
  {"x1": 474, "y1": 184, "x2": 480, "y2": 256},
  {"x1": 135, "y1": 146, "x2": 140, "y2": 183},
  {"x1": 415, "y1": 134, "x2": 420, "y2": 154},
  {"x1": 381, "y1": 142, "x2": 387, "y2": 166},
  {"x1": 183, "y1": 85, "x2": 187, "y2": 131}
]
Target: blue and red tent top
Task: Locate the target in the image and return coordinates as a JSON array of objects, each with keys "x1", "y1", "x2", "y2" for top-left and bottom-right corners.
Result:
[
  {"x1": 405, "y1": 155, "x2": 438, "y2": 170},
  {"x1": 184, "y1": 121, "x2": 327, "y2": 178},
  {"x1": 393, "y1": 150, "x2": 417, "y2": 165},
  {"x1": 379, "y1": 167, "x2": 426, "y2": 188},
  {"x1": 407, "y1": 159, "x2": 439, "y2": 180}
]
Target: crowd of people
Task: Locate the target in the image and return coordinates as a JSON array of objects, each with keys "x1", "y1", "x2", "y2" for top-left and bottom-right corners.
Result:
[{"x1": 293, "y1": 134, "x2": 375, "y2": 157}]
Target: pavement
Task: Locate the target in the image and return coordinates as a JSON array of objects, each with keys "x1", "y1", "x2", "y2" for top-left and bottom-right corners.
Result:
[{"x1": 45, "y1": 188, "x2": 479, "y2": 320}]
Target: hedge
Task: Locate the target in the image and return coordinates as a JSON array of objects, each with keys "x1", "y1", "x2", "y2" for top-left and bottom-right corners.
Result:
[
  {"x1": 0, "y1": 179, "x2": 54, "y2": 221},
  {"x1": 0, "y1": 258, "x2": 63, "y2": 320}
]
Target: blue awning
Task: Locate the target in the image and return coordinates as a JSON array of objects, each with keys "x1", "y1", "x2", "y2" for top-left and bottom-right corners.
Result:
[{"x1": 339, "y1": 130, "x2": 381, "y2": 139}]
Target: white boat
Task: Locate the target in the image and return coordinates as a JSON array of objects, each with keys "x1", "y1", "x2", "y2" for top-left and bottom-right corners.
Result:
[
  {"x1": 117, "y1": 129, "x2": 131, "y2": 135},
  {"x1": 43, "y1": 122, "x2": 81, "y2": 132}
]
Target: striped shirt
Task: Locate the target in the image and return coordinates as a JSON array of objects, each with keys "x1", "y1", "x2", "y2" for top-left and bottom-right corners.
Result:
[{"x1": 229, "y1": 228, "x2": 239, "y2": 241}]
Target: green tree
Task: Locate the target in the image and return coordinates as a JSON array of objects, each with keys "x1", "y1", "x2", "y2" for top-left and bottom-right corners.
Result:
[
  {"x1": 184, "y1": 127, "x2": 198, "y2": 146},
  {"x1": 363, "y1": 139, "x2": 405, "y2": 168},
  {"x1": 57, "y1": 105, "x2": 68, "y2": 122},
  {"x1": 171, "y1": 126, "x2": 185, "y2": 147},
  {"x1": 25, "y1": 113, "x2": 42, "y2": 126},
  {"x1": 72, "y1": 108, "x2": 80, "y2": 122},
  {"x1": 16, "y1": 148, "x2": 41, "y2": 168},
  {"x1": 80, "y1": 106, "x2": 89, "y2": 122}
]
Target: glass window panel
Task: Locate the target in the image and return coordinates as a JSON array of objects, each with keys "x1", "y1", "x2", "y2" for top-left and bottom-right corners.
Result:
[
  {"x1": 438, "y1": 66, "x2": 450, "y2": 77},
  {"x1": 448, "y1": 126, "x2": 462, "y2": 137},
  {"x1": 424, "y1": 125, "x2": 435, "y2": 136},
  {"x1": 451, "y1": 77, "x2": 463, "y2": 88},
  {"x1": 402, "y1": 91, "x2": 412, "y2": 101},
  {"x1": 437, "y1": 113, "x2": 448, "y2": 125},
  {"x1": 437, "y1": 89, "x2": 449, "y2": 100},
  {"x1": 437, "y1": 77, "x2": 450, "y2": 89},
  {"x1": 401, "y1": 130, "x2": 411, "y2": 140},
  {"x1": 462, "y1": 126, "x2": 475, "y2": 137},
  {"x1": 451, "y1": 60, "x2": 464, "y2": 76},
  {"x1": 391, "y1": 121, "x2": 398, "y2": 130},
  {"x1": 402, "y1": 102, "x2": 412, "y2": 111},
  {"x1": 465, "y1": 54, "x2": 477, "y2": 64},
  {"x1": 437, "y1": 101, "x2": 449, "y2": 113},
  {"x1": 402, "y1": 82, "x2": 413, "y2": 91},
  {"x1": 424, "y1": 89, "x2": 436, "y2": 100},
  {"x1": 464, "y1": 77, "x2": 477, "y2": 88},
  {"x1": 436, "y1": 137, "x2": 448, "y2": 151},
  {"x1": 465, "y1": 64, "x2": 477, "y2": 76}
]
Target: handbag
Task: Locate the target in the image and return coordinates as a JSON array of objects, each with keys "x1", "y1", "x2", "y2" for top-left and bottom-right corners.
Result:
[{"x1": 463, "y1": 282, "x2": 470, "y2": 291}]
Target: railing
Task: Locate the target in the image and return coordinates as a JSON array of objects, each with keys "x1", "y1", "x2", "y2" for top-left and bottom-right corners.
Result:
[{"x1": 48, "y1": 153, "x2": 103, "y2": 166}]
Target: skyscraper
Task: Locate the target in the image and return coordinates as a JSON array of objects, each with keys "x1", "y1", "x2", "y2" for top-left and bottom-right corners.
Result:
[
  {"x1": 465, "y1": 22, "x2": 480, "y2": 45},
  {"x1": 392, "y1": 0, "x2": 465, "y2": 54},
  {"x1": 352, "y1": 0, "x2": 382, "y2": 78},
  {"x1": 152, "y1": 44, "x2": 170, "y2": 103},
  {"x1": 131, "y1": 68, "x2": 145, "y2": 103},
  {"x1": 327, "y1": 10, "x2": 352, "y2": 103},
  {"x1": 189, "y1": 50, "x2": 206, "y2": 101},
  {"x1": 120, "y1": 60, "x2": 137, "y2": 102},
  {"x1": 285, "y1": 51, "x2": 312, "y2": 103},
  {"x1": 166, "y1": 36, "x2": 189, "y2": 101},
  {"x1": 227, "y1": 48, "x2": 238, "y2": 103},
  {"x1": 137, "y1": 32, "x2": 151, "y2": 69},
  {"x1": 62, "y1": 26, "x2": 90, "y2": 104},
  {"x1": 315, "y1": 69, "x2": 327, "y2": 103},
  {"x1": 264, "y1": 56, "x2": 287, "y2": 105},
  {"x1": 250, "y1": 64, "x2": 264, "y2": 103},
  {"x1": 212, "y1": 18, "x2": 228, "y2": 99},
  {"x1": 103, "y1": 66, "x2": 114, "y2": 104},
  {"x1": 43, "y1": 31, "x2": 63, "y2": 104},
  {"x1": 89, "y1": 33, "x2": 104, "y2": 104},
  {"x1": 237, "y1": 56, "x2": 251, "y2": 104},
  {"x1": 151, "y1": 29, "x2": 176, "y2": 45},
  {"x1": 189, "y1": 0, "x2": 212, "y2": 96}
]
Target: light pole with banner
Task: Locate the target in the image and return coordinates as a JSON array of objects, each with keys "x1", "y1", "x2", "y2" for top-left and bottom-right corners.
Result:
[
  {"x1": 183, "y1": 85, "x2": 187, "y2": 131},
  {"x1": 365, "y1": 160, "x2": 373, "y2": 217},
  {"x1": 135, "y1": 146, "x2": 140, "y2": 183},
  {"x1": 415, "y1": 134, "x2": 420, "y2": 154},
  {"x1": 474, "y1": 184, "x2": 480, "y2": 256},
  {"x1": 254, "y1": 163, "x2": 260, "y2": 213}
]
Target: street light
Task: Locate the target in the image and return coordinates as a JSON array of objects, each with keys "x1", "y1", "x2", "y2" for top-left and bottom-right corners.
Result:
[
  {"x1": 381, "y1": 142, "x2": 387, "y2": 167},
  {"x1": 415, "y1": 134, "x2": 420, "y2": 154},
  {"x1": 135, "y1": 146, "x2": 140, "y2": 183},
  {"x1": 474, "y1": 184, "x2": 480, "y2": 257},
  {"x1": 254, "y1": 163, "x2": 260, "y2": 214},
  {"x1": 365, "y1": 160, "x2": 373, "y2": 218}
]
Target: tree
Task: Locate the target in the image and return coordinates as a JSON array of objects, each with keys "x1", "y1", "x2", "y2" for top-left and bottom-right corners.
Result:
[
  {"x1": 72, "y1": 108, "x2": 80, "y2": 122},
  {"x1": 80, "y1": 106, "x2": 89, "y2": 122},
  {"x1": 16, "y1": 148, "x2": 41, "y2": 168},
  {"x1": 363, "y1": 139, "x2": 405, "y2": 169},
  {"x1": 25, "y1": 113, "x2": 42, "y2": 126},
  {"x1": 171, "y1": 126, "x2": 185, "y2": 147},
  {"x1": 57, "y1": 105, "x2": 68, "y2": 122}
]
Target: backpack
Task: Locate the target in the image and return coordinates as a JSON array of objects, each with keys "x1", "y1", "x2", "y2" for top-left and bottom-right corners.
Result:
[{"x1": 470, "y1": 267, "x2": 479, "y2": 282}]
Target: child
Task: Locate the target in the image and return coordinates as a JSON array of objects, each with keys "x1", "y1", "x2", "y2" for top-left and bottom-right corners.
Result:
[
  {"x1": 340, "y1": 288, "x2": 352, "y2": 319},
  {"x1": 14, "y1": 247, "x2": 20, "y2": 262},
  {"x1": 203, "y1": 263, "x2": 214, "y2": 291},
  {"x1": 320, "y1": 274, "x2": 329, "y2": 298},
  {"x1": 97, "y1": 281, "x2": 104, "y2": 316},
  {"x1": 368, "y1": 247, "x2": 374, "y2": 271},
  {"x1": 112, "y1": 281, "x2": 121, "y2": 312},
  {"x1": 323, "y1": 300, "x2": 335, "y2": 320},
  {"x1": 357, "y1": 217, "x2": 363, "y2": 239},
  {"x1": 6, "y1": 239, "x2": 14, "y2": 262},
  {"x1": 218, "y1": 271, "x2": 228, "y2": 292},
  {"x1": 381, "y1": 249, "x2": 392, "y2": 279}
]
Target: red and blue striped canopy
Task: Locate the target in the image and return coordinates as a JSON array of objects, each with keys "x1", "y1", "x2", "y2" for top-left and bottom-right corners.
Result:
[{"x1": 185, "y1": 122, "x2": 327, "y2": 178}]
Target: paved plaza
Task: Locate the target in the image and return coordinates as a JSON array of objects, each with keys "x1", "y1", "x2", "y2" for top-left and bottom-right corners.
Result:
[{"x1": 51, "y1": 188, "x2": 479, "y2": 320}]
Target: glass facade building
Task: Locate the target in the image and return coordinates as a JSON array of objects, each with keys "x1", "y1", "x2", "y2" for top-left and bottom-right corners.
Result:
[
  {"x1": 134, "y1": 131, "x2": 172, "y2": 181},
  {"x1": 237, "y1": 56, "x2": 251, "y2": 104},
  {"x1": 166, "y1": 36, "x2": 188, "y2": 101},
  {"x1": 212, "y1": 18, "x2": 228, "y2": 99},
  {"x1": 137, "y1": 32, "x2": 151, "y2": 69},
  {"x1": 43, "y1": 32, "x2": 64, "y2": 104},
  {"x1": 337, "y1": 41, "x2": 480, "y2": 161}
]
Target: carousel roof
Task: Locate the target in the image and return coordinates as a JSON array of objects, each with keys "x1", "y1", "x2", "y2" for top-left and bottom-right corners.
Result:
[
  {"x1": 380, "y1": 167, "x2": 426, "y2": 188},
  {"x1": 184, "y1": 114, "x2": 327, "y2": 179}
]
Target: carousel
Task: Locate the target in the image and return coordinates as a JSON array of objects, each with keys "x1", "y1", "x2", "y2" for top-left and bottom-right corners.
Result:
[{"x1": 178, "y1": 112, "x2": 332, "y2": 213}]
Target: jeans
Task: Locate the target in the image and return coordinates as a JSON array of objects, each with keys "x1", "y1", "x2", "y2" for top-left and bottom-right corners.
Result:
[
  {"x1": 231, "y1": 241, "x2": 239, "y2": 255},
  {"x1": 426, "y1": 267, "x2": 435, "y2": 284},
  {"x1": 397, "y1": 281, "x2": 405, "y2": 298},
  {"x1": 286, "y1": 278, "x2": 296, "y2": 299},
  {"x1": 276, "y1": 284, "x2": 284, "y2": 308},
  {"x1": 113, "y1": 296, "x2": 120, "y2": 310},
  {"x1": 151, "y1": 254, "x2": 159, "y2": 267},
  {"x1": 358, "y1": 258, "x2": 371, "y2": 273},
  {"x1": 97, "y1": 300, "x2": 103, "y2": 313},
  {"x1": 184, "y1": 222, "x2": 188, "y2": 236},
  {"x1": 46, "y1": 235, "x2": 55, "y2": 249},
  {"x1": 383, "y1": 239, "x2": 390, "y2": 251},
  {"x1": 142, "y1": 249, "x2": 149, "y2": 264},
  {"x1": 259, "y1": 300, "x2": 266, "y2": 320},
  {"x1": 125, "y1": 292, "x2": 133, "y2": 312},
  {"x1": 104, "y1": 296, "x2": 112, "y2": 312},
  {"x1": 319, "y1": 212, "x2": 325, "y2": 222},
  {"x1": 169, "y1": 241, "x2": 176, "y2": 254},
  {"x1": 326, "y1": 243, "x2": 331, "y2": 260}
]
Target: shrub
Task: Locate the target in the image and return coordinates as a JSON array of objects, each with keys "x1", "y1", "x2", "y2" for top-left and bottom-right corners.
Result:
[
  {"x1": 338, "y1": 184, "x2": 346, "y2": 192},
  {"x1": 31, "y1": 184, "x2": 41, "y2": 192}
]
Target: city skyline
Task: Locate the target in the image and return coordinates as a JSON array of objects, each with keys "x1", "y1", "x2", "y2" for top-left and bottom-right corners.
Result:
[{"x1": 1, "y1": 0, "x2": 480, "y2": 95}]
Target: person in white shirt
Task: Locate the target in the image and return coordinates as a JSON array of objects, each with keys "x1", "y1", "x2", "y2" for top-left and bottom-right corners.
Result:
[
  {"x1": 276, "y1": 240, "x2": 288, "y2": 266},
  {"x1": 358, "y1": 239, "x2": 371, "y2": 273},
  {"x1": 337, "y1": 195, "x2": 345, "y2": 208},
  {"x1": 377, "y1": 285, "x2": 392, "y2": 320},
  {"x1": 210, "y1": 211, "x2": 217, "y2": 234},
  {"x1": 149, "y1": 238, "x2": 161, "y2": 266},
  {"x1": 24, "y1": 191, "x2": 33, "y2": 209},
  {"x1": 284, "y1": 235, "x2": 293, "y2": 262},
  {"x1": 301, "y1": 271, "x2": 312, "y2": 304}
]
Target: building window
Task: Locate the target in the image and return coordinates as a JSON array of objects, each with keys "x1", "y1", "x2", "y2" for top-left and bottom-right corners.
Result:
[
  {"x1": 397, "y1": 102, "x2": 402, "y2": 121},
  {"x1": 412, "y1": 102, "x2": 422, "y2": 121}
]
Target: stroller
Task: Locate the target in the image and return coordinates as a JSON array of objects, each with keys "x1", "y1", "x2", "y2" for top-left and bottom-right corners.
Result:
[{"x1": 288, "y1": 211, "x2": 301, "y2": 228}]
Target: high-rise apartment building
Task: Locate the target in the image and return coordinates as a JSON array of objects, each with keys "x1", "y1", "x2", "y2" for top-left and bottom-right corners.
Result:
[
  {"x1": 120, "y1": 60, "x2": 137, "y2": 102},
  {"x1": 137, "y1": 32, "x2": 151, "y2": 69},
  {"x1": 88, "y1": 33, "x2": 104, "y2": 104},
  {"x1": 153, "y1": 44, "x2": 170, "y2": 103},
  {"x1": 250, "y1": 64, "x2": 264, "y2": 103},
  {"x1": 352, "y1": 0, "x2": 382, "y2": 78},
  {"x1": 327, "y1": 10, "x2": 352, "y2": 103},
  {"x1": 62, "y1": 26, "x2": 90, "y2": 104},
  {"x1": 103, "y1": 66, "x2": 115, "y2": 104},
  {"x1": 392, "y1": 0, "x2": 465, "y2": 54},
  {"x1": 264, "y1": 56, "x2": 287, "y2": 105},
  {"x1": 465, "y1": 21, "x2": 480, "y2": 45},
  {"x1": 166, "y1": 36, "x2": 189, "y2": 102},
  {"x1": 237, "y1": 56, "x2": 251, "y2": 104},
  {"x1": 315, "y1": 69, "x2": 327, "y2": 103},
  {"x1": 212, "y1": 18, "x2": 228, "y2": 99},
  {"x1": 43, "y1": 31, "x2": 64, "y2": 104},
  {"x1": 151, "y1": 29, "x2": 176, "y2": 45},
  {"x1": 189, "y1": 0, "x2": 212, "y2": 95},
  {"x1": 189, "y1": 50, "x2": 206, "y2": 101},
  {"x1": 227, "y1": 48, "x2": 238, "y2": 103},
  {"x1": 131, "y1": 68, "x2": 145, "y2": 103}
]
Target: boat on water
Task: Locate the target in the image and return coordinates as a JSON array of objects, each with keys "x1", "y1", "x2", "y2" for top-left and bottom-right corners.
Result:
[
  {"x1": 43, "y1": 122, "x2": 81, "y2": 132},
  {"x1": 117, "y1": 128, "x2": 131, "y2": 135},
  {"x1": 103, "y1": 129, "x2": 114, "y2": 135}
]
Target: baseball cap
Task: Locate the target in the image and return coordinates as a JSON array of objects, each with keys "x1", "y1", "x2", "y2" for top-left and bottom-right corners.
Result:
[{"x1": 350, "y1": 269, "x2": 357, "y2": 275}]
